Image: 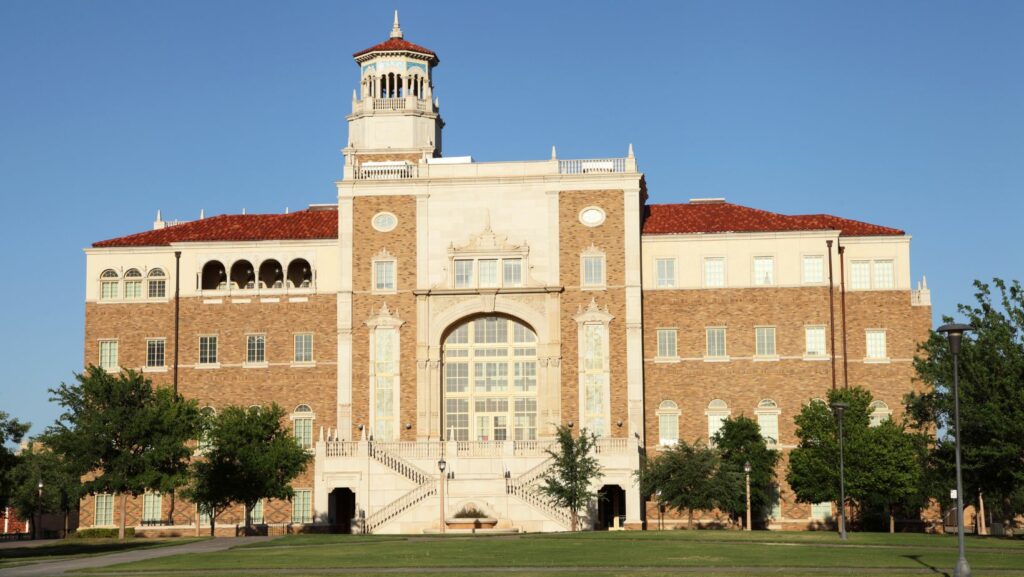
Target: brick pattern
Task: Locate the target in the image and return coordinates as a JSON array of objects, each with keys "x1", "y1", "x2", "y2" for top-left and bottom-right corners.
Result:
[{"x1": 353, "y1": 152, "x2": 424, "y2": 166}]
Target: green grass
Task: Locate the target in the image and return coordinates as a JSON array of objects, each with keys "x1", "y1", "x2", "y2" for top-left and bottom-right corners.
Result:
[
  {"x1": 0, "y1": 537, "x2": 203, "y2": 568},
  {"x1": 86, "y1": 531, "x2": 1024, "y2": 576}
]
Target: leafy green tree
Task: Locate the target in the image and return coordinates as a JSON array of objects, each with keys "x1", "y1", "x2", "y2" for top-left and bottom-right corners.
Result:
[
  {"x1": 537, "y1": 425, "x2": 602, "y2": 531},
  {"x1": 907, "y1": 278, "x2": 1024, "y2": 522},
  {"x1": 0, "y1": 411, "x2": 30, "y2": 512},
  {"x1": 713, "y1": 415, "x2": 781, "y2": 525},
  {"x1": 8, "y1": 442, "x2": 81, "y2": 537},
  {"x1": 186, "y1": 404, "x2": 311, "y2": 536},
  {"x1": 639, "y1": 440, "x2": 739, "y2": 529},
  {"x1": 860, "y1": 420, "x2": 928, "y2": 533},
  {"x1": 45, "y1": 366, "x2": 201, "y2": 539}
]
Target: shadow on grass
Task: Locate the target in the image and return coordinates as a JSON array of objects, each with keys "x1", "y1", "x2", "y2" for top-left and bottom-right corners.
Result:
[
  {"x1": 0, "y1": 539, "x2": 173, "y2": 561},
  {"x1": 903, "y1": 554, "x2": 950, "y2": 577}
]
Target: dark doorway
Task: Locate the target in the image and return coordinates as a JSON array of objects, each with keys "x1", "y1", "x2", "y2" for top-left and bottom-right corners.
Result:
[
  {"x1": 328, "y1": 488, "x2": 356, "y2": 534},
  {"x1": 596, "y1": 485, "x2": 626, "y2": 530}
]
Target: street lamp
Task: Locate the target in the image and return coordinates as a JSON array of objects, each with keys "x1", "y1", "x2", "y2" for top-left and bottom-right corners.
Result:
[
  {"x1": 938, "y1": 323, "x2": 973, "y2": 577},
  {"x1": 830, "y1": 402, "x2": 849, "y2": 541},
  {"x1": 437, "y1": 458, "x2": 447, "y2": 534},
  {"x1": 744, "y1": 461, "x2": 752, "y2": 531},
  {"x1": 35, "y1": 480, "x2": 43, "y2": 540}
]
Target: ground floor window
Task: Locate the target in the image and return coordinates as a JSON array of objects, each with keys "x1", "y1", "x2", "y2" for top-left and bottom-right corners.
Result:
[
  {"x1": 142, "y1": 492, "x2": 161, "y2": 523},
  {"x1": 249, "y1": 499, "x2": 264, "y2": 524},
  {"x1": 292, "y1": 490, "x2": 312, "y2": 523},
  {"x1": 95, "y1": 493, "x2": 114, "y2": 526}
]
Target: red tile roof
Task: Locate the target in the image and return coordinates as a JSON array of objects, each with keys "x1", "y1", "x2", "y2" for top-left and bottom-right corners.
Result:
[
  {"x1": 92, "y1": 208, "x2": 338, "y2": 248},
  {"x1": 353, "y1": 37, "x2": 438, "y2": 61},
  {"x1": 642, "y1": 202, "x2": 904, "y2": 237}
]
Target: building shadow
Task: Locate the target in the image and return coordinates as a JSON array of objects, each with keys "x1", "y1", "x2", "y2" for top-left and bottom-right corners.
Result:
[{"x1": 902, "y1": 554, "x2": 950, "y2": 577}]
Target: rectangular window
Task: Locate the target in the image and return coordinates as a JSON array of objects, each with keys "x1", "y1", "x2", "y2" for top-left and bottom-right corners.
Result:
[
  {"x1": 758, "y1": 412, "x2": 780, "y2": 445},
  {"x1": 294, "y1": 333, "x2": 313, "y2": 363},
  {"x1": 249, "y1": 499, "x2": 264, "y2": 525},
  {"x1": 753, "y1": 256, "x2": 774, "y2": 286},
  {"x1": 582, "y1": 323, "x2": 609, "y2": 436},
  {"x1": 199, "y1": 336, "x2": 218, "y2": 365},
  {"x1": 142, "y1": 492, "x2": 161, "y2": 523},
  {"x1": 513, "y1": 361, "x2": 536, "y2": 392},
  {"x1": 708, "y1": 413, "x2": 726, "y2": 443},
  {"x1": 99, "y1": 340, "x2": 118, "y2": 370},
  {"x1": 454, "y1": 259, "x2": 474, "y2": 288},
  {"x1": 294, "y1": 417, "x2": 313, "y2": 449},
  {"x1": 291, "y1": 490, "x2": 312, "y2": 524},
  {"x1": 95, "y1": 493, "x2": 114, "y2": 526},
  {"x1": 811, "y1": 501, "x2": 832, "y2": 520},
  {"x1": 445, "y1": 398, "x2": 469, "y2": 441},
  {"x1": 703, "y1": 257, "x2": 725, "y2": 287},
  {"x1": 148, "y1": 279, "x2": 166, "y2": 298},
  {"x1": 503, "y1": 259, "x2": 522, "y2": 287},
  {"x1": 755, "y1": 327, "x2": 776, "y2": 357},
  {"x1": 514, "y1": 397, "x2": 537, "y2": 441},
  {"x1": 246, "y1": 334, "x2": 266, "y2": 364},
  {"x1": 805, "y1": 326, "x2": 826, "y2": 357},
  {"x1": 874, "y1": 260, "x2": 894, "y2": 289},
  {"x1": 655, "y1": 258, "x2": 676, "y2": 288},
  {"x1": 582, "y1": 255, "x2": 605, "y2": 288},
  {"x1": 124, "y1": 280, "x2": 142, "y2": 299},
  {"x1": 474, "y1": 362, "x2": 508, "y2": 392},
  {"x1": 866, "y1": 330, "x2": 887, "y2": 360},
  {"x1": 445, "y1": 362, "x2": 468, "y2": 393},
  {"x1": 374, "y1": 260, "x2": 395, "y2": 292},
  {"x1": 706, "y1": 328, "x2": 726, "y2": 358},
  {"x1": 373, "y1": 328, "x2": 397, "y2": 441},
  {"x1": 146, "y1": 339, "x2": 166, "y2": 368},
  {"x1": 656, "y1": 329, "x2": 677, "y2": 358},
  {"x1": 803, "y1": 255, "x2": 824, "y2": 283},
  {"x1": 101, "y1": 281, "x2": 119, "y2": 300},
  {"x1": 769, "y1": 485, "x2": 782, "y2": 519},
  {"x1": 478, "y1": 259, "x2": 498, "y2": 287},
  {"x1": 658, "y1": 412, "x2": 679, "y2": 446},
  {"x1": 851, "y1": 260, "x2": 871, "y2": 290}
]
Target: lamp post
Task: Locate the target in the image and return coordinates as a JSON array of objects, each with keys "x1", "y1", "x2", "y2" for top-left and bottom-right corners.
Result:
[
  {"x1": 35, "y1": 480, "x2": 43, "y2": 540},
  {"x1": 437, "y1": 458, "x2": 447, "y2": 534},
  {"x1": 744, "y1": 461, "x2": 752, "y2": 531},
  {"x1": 830, "y1": 402, "x2": 849, "y2": 541},
  {"x1": 938, "y1": 323, "x2": 973, "y2": 577}
]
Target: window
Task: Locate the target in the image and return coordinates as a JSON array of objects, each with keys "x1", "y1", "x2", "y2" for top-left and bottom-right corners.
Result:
[
  {"x1": 99, "y1": 340, "x2": 118, "y2": 371},
  {"x1": 869, "y1": 400, "x2": 892, "y2": 427},
  {"x1": 291, "y1": 490, "x2": 312, "y2": 524},
  {"x1": 803, "y1": 255, "x2": 824, "y2": 283},
  {"x1": 294, "y1": 333, "x2": 313, "y2": 363},
  {"x1": 706, "y1": 328, "x2": 726, "y2": 359},
  {"x1": 143, "y1": 492, "x2": 161, "y2": 523},
  {"x1": 293, "y1": 405, "x2": 313, "y2": 449},
  {"x1": 805, "y1": 326, "x2": 827, "y2": 357},
  {"x1": 146, "y1": 339, "x2": 166, "y2": 368},
  {"x1": 148, "y1": 269, "x2": 167, "y2": 298},
  {"x1": 95, "y1": 493, "x2": 114, "y2": 526},
  {"x1": 199, "y1": 336, "x2": 218, "y2": 365},
  {"x1": 850, "y1": 261, "x2": 871, "y2": 290},
  {"x1": 755, "y1": 327, "x2": 776, "y2": 357},
  {"x1": 503, "y1": 259, "x2": 522, "y2": 287},
  {"x1": 756, "y1": 399, "x2": 780, "y2": 445},
  {"x1": 582, "y1": 255, "x2": 605, "y2": 288},
  {"x1": 811, "y1": 501, "x2": 832, "y2": 520},
  {"x1": 657, "y1": 400, "x2": 680, "y2": 446},
  {"x1": 656, "y1": 329, "x2": 677, "y2": 359},
  {"x1": 374, "y1": 260, "x2": 395, "y2": 292},
  {"x1": 100, "y1": 270, "x2": 119, "y2": 300},
  {"x1": 703, "y1": 257, "x2": 725, "y2": 287},
  {"x1": 372, "y1": 212, "x2": 397, "y2": 232},
  {"x1": 246, "y1": 334, "x2": 266, "y2": 365},
  {"x1": 478, "y1": 259, "x2": 498, "y2": 287},
  {"x1": 197, "y1": 407, "x2": 215, "y2": 452},
  {"x1": 582, "y1": 323, "x2": 609, "y2": 435},
  {"x1": 706, "y1": 399, "x2": 730, "y2": 444},
  {"x1": 769, "y1": 485, "x2": 782, "y2": 519},
  {"x1": 454, "y1": 259, "x2": 473, "y2": 288},
  {"x1": 514, "y1": 398, "x2": 537, "y2": 441},
  {"x1": 579, "y1": 207, "x2": 606, "y2": 227},
  {"x1": 373, "y1": 328, "x2": 398, "y2": 440},
  {"x1": 655, "y1": 258, "x2": 676, "y2": 288},
  {"x1": 445, "y1": 398, "x2": 469, "y2": 441},
  {"x1": 874, "y1": 260, "x2": 894, "y2": 289},
  {"x1": 753, "y1": 256, "x2": 774, "y2": 286},
  {"x1": 198, "y1": 504, "x2": 211, "y2": 526},
  {"x1": 866, "y1": 330, "x2": 887, "y2": 360},
  {"x1": 124, "y1": 269, "x2": 143, "y2": 299},
  {"x1": 249, "y1": 499, "x2": 264, "y2": 524}
]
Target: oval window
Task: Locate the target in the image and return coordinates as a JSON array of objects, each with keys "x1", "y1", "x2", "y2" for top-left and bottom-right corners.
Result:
[
  {"x1": 579, "y1": 207, "x2": 606, "y2": 227},
  {"x1": 372, "y1": 212, "x2": 397, "y2": 232}
]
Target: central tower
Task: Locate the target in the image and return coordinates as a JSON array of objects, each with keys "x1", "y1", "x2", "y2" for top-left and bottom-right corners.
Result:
[{"x1": 344, "y1": 12, "x2": 443, "y2": 168}]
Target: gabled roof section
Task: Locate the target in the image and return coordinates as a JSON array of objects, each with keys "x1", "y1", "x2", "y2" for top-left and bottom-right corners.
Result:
[
  {"x1": 642, "y1": 201, "x2": 904, "y2": 237},
  {"x1": 92, "y1": 208, "x2": 338, "y2": 248}
]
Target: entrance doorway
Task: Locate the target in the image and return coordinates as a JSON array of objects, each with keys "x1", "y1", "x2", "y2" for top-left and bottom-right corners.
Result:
[
  {"x1": 328, "y1": 488, "x2": 356, "y2": 534},
  {"x1": 596, "y1": 485, "x2": 626, "y2": 530}
]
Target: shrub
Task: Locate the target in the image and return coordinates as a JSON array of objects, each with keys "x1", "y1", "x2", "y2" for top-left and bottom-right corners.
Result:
[
  {"x1": 72, "y1": 527, "x2": 135, "y2": 539},
  {"x1": 453, "y1": 505, "x2": 487, "y2": 519}
]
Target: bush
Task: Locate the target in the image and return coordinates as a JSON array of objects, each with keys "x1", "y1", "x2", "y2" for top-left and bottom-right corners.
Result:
[
  {"x1": 453, "y1": 505, "x2": 487, "y2": 519},
  {"x1": 72, "y1": 528, "x2": 135, "y2": 539}
]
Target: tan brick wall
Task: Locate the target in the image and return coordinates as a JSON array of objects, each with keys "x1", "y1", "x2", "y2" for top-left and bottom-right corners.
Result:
[
  {"x1": 351, "y1": 195, "x2": 418, "y2": 441},
  {"x1": 354, "y1": 152, "x2": 423, "y2": 165},
  {"x1": 559, "y1": 190, "x2": 629, "y2": 436}
]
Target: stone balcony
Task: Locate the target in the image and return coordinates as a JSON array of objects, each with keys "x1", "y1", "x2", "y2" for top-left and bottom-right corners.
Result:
[{"x1": 348, "y1": 156, "x2": 639, "y2": 181}]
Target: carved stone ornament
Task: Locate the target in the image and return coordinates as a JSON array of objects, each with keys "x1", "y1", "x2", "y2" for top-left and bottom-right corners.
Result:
[
  {"x1": 365, "y1": 302, "x2": 406, "y2": 329},
  {"x1": 573, "y1": 297, "x2": 614, "y2": 324}
]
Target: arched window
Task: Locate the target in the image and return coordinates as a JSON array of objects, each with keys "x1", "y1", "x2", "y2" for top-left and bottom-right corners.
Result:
[
  {"x1": 123, "y1": 269, "x2": 143, "y2": 299},
  {"x1": 869, "y1": 400, "x2": 892, "y2": 427},
  {"x1": 292, "y1": 404, "x2": 314, "y2": 449},
  {"x1": 287, "y1": 259, "x2": 313, "y2": 288},
  {"x1": 230, "y1": 260, "x2": 255, "y2": 290},
  {"x1": 705, "y1": 399, "x2": 731, "y2": 443},
  {"x1": 755, "y1": 399, "x2": 780, "y2": 446},
  {"x1": 201, "y1": 261, "x2": 226, "y2": 290},
  {"x1": 147, "y1": 268, "x2": 166, "y2": 298},
  {"x1": 100, "y1": 269, "x2": 119, "y2": 300},
  {"x1": 258, "y1": 259, "x2": 284, "y2": 289},
  {"x1": 198, "y1": 406, "x2": 216, "y2": 451},
  {"x1": 657, "y1": 400, "x2": 680, "y2": 446}
]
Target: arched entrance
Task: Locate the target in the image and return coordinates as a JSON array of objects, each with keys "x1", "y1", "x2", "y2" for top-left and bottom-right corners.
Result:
[
  {"x1": 597, "y1": 485, "x2": 626, "y2": 530},
  {"x1": 441, "y1": 315, "x2": 538, "y2": 442},
  {"x1": 328, "y1": 488, "x2": 356, "y2": 534}
]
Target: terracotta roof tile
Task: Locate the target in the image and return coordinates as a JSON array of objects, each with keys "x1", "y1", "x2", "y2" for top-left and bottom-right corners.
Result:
[
  {"x1": 92, "y1": 208, "x2": 338, "y2": 248},
  {"x1": 353, "y1": 37, "x2": 437, "y2": 60},
  {"x1": 642, "y1": 202, "x2": 903, "y2": 237}
]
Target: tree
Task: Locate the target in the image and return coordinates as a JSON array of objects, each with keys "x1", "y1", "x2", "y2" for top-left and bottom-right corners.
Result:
[
  {"x1": 8, "y1": 442, "x2": 81, "y2": 537},
  {"x1": 0, "y1": 411, "x2": 30, "y2": 512},
  {"x1": 639, "y1": 440, "x2": 738, "y2": 529},
  {"x1": 45, "y1": 366, "x2": 201, "y2": 539},
  {"x1": 537, "y1": 425, "x2": 602, "y2": 531},
  {"x1": 907, "y1": 278, "x2": 1024, "y2": 523},
  {"x1": 186, "y1": 404, "x2": 311, "y2": 536},
  {"x1": 713, "y1": 416, "x2": 781, "y2": 525},
  {"x1": 860, "y1": 421, "x2": 928, "y2": 533}
]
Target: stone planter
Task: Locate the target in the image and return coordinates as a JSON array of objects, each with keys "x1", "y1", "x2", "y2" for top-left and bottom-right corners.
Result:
[{"x1": 445, "y1": 517, "x2": 498, "y2": 530}]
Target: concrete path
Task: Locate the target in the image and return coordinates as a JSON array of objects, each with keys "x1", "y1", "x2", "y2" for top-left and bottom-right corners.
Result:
[{"x1": 0, "y1": 536, "x2": 274, "y2": 577}]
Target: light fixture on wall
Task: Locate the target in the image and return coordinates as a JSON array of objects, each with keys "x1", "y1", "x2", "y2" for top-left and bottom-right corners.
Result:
[
  {"x1": 357, "y1": 424, "x2": 364, "y2": 431},
  {"x1": 616, "y1": 420, "x2": 623, "y2": 428},
  {"x1": 567, "y1": 421, "x2": 574, "y2": 428},
  {"x1": 404, "y1": 422, "x2": 412, "y2": 430}
]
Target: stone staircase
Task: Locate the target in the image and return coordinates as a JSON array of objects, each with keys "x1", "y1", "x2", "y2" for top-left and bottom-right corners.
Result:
[
  {"x1": 365, "y1": 443, "x2": 437, "y2": 533},
  {"x1": 506, "y1": 457, "x2": 573, "y2": 529}
]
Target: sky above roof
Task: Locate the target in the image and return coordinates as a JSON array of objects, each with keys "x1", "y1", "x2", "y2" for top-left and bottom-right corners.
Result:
[{"x1": 1, "y1": 0, "x2": 1022, "y2": 436}]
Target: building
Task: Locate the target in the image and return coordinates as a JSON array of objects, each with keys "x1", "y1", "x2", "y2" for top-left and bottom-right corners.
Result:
[{"x1": 79, "y1": 14, "x2": 931, "y2": 534}]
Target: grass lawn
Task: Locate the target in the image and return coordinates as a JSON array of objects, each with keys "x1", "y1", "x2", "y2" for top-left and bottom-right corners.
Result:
[
  {"x1": 0, "y1": 537, "x2": 203, "y2": 569},
  {"x1": 84, "y1": 530, "x2": 1024, "y2": 577}
]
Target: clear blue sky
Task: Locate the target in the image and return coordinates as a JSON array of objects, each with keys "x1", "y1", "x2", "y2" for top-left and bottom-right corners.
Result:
[{"x1": 1, "y1": 1, "x2": 1021, "y2": 437}]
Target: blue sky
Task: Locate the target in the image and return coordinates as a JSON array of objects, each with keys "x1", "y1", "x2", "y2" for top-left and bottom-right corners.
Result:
[{"x1": 1, "y1": 1, "x2": 1021, "y2": 437}]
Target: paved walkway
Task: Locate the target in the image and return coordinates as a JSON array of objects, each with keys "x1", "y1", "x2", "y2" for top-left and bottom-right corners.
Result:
[{"x1": 0, "y1": 536, "x2": 274, "y2": 577}]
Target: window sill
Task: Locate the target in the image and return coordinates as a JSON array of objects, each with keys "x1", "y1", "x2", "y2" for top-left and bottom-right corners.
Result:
[
  {"x1": 753, "y1": 355, "x2": 779, "y2": 362},
  {"x1": 580, "y1": 286, "x2": 607, "y2": 291},
  {"x1": 703, "y1": 356, "x2": 730, "y2": 363},
  {"x1": 653, "y1": 356, "x2": 680, "y2": 364},
  {"x1": 291, "y1": 361, "x2": 317, "y2": 368},
  {"x1": 101, "y1": 366, "x2": 120, "y2": 374},
  {"x1": 802, "y1": 355, "x2": 831, "y2": 362},
  {"x1": 243, "y1": 362, "x2": 269, "y2": 369},
  {"x1": 654, "y1": 284, "x2": 677, "y2": 290},
  {"x1": 195, "y1": 363, "x2": 220, "y2": 370},
  {"x1": 144, "y1": 366, "x2": 168, "y2": 373},
  {"x1": 371, "y1": 289, "x2": 398, "y2": 295},
  {"x1": 864, "y1": 358, "x2": 891, "y2": 364}
]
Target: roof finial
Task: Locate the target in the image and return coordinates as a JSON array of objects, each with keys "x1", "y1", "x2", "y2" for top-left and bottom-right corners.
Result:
[
  {"x1": 390, "y1": 10, "x2": 403, "y2": 39},
  {"x1": 627, "y1": 143, "x2": 634, "y2": 158},
  {"x1": 199, "y1": 208, "x2": 205, "y2": 219},
  {"x1": 551, "y1": 145, "x2": 557, "y2": 160}
]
